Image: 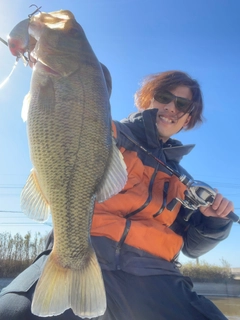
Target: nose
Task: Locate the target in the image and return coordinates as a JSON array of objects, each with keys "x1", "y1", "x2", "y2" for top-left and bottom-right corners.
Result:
[{"x1": 164, "y1": 100, "x2": 176, "y2": 113}]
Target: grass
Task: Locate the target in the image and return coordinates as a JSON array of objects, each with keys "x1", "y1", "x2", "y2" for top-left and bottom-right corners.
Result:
[
  {"x1": 180, "y1": 259, "x2": 234, "y2": 282},
  {"x1": 0, "y1": 232, "x2": 235, "y2": 282}
]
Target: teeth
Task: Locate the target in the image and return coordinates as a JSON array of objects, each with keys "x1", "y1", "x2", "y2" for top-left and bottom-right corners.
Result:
[{"x1": 160, "y1": 116, "x2": 173, "y2": 123}]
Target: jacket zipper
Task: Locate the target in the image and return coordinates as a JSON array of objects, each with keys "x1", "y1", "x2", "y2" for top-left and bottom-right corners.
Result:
[
  {"x1": 153, "y1": 181, "x2": 169, "y2": 217},
  {"x1": 115, "y1": 219, "x2": 131, "y2": 270},
  {"x1": 125, "y1": 164, "x2": 159, "y2": 219}
]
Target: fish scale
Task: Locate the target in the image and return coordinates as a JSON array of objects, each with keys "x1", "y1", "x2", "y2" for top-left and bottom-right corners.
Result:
[{"x1": 8, "y1": 9, "x2": 127, "y2": 318}]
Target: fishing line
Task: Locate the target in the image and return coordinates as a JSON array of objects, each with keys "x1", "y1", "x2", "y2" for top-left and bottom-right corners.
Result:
[
  {"x1": 0, "y1": 36, "x2": 19, "y2": 89},
  {"x1": 0, "y1": 60, "x2": 18, "y2": 89}
]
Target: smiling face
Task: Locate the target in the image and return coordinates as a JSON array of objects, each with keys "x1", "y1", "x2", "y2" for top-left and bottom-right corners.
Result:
[{"x1": 152, "y1": 86, "x2": 192, "y2": 142}]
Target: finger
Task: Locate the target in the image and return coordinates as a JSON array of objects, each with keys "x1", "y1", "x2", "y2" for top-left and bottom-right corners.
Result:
[
  {"x1": 215, "y1": 199, "x2": 234, "y2": 217},
  {"x1": 220, "y1": 200, "x2": 235, "y2": 218},
  {"x1": 211, "y1": 193, "x2": 223, "y2": 211}
]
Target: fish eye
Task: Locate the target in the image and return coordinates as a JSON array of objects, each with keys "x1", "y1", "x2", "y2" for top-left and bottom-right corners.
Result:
[{"x1": 67, "y1": 28, "x2": 80, "y2": 37}]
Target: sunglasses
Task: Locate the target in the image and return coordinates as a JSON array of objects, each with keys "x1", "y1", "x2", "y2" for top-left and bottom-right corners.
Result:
[{"x1": 154, "y1": 91, "x2": 194, "y2": 114}]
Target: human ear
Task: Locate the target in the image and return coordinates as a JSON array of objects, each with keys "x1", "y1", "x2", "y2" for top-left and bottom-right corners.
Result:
[{"x1": 183, "y1": 115, "x2": 191, "y2": 128}]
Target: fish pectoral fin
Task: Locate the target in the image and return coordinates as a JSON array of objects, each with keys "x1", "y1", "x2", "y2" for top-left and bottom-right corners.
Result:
[
  {"x1": 96, "y1": 137, "x2": 127, "y2": 202},
  {"x1": 21, "y1": 92, "x2": 31, "y2": 122},
  {"x1": 21, "y1": 169, "x2": 51, "y2": 222},
  {"x1": 37, "y1": 78, "x2": 55, "y2": 110},
  {"x1": 31, "y1": 249, "x2": 106, "y2": 318},
  {"x1": 21, "y1": 77, "x2": 55, "y2": 122}
]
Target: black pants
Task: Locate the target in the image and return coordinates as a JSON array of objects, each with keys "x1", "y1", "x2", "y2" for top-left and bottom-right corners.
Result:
[{"x1": 0, "y1": 261, "x2": 227, "y2": 320}]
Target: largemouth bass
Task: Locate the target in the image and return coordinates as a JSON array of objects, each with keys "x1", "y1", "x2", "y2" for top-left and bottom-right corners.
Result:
[{"x1": 8, "y1": 10, "x2": 127, "y2": 318}]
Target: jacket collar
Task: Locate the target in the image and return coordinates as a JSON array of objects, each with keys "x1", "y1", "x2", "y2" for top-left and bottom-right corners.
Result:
[{"x1": 121, "y1": 109, "x2": 195, "y2": 163}]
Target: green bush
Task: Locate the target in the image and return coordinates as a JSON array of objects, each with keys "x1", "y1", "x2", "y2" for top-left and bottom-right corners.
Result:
[
  {"x1": 0, "y1": 232, "x2": 45, "y2": 277},
  {"x1": 181, "y1": 259, "x2": 233, "y2": 282}
]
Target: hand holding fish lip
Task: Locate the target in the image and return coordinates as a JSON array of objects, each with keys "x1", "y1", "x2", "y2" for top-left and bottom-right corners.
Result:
[
  {"x1": 8, "y1": 12, "x2": 69, "y2": 70},
  {"x1": 29, "y1": 12, "x2": 89, "y2": 76}
]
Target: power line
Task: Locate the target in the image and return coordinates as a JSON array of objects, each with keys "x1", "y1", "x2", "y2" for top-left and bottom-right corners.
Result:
[
  {"x1": 0, "y1": 210, "x2": 23, "y2": 213},
  {"x1": 0, "y1": 187, "x2": 22, "y2": 189},
  {"x1": 0, "y1": 223, "x2": 52, "y2": 226}
]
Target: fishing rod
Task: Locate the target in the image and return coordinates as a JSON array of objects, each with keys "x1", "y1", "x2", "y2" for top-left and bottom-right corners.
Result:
[
  {"x1": 2, "y1": 18, "x2": 238, "y2": 223},
  {"x1": 122, "y1": 131, "x2": 240, "y2": 224},
  {"x1": 0, "y1": 37, "x2": 8, "y2": 46}
]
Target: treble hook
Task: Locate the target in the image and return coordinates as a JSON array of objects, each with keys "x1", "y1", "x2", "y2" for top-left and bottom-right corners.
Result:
[
  {"x1": 28, "y1": 4, "x2": 42, "y2": 18},
  {"x1": 17, "y1": 52, "x2": 29, "y2": 67}
]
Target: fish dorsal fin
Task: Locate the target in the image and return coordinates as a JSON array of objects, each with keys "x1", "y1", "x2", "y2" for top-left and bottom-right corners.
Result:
[
  {"x1": 96, "y1": 137, "x2": 127, "y2": 202},
  {"x1": 21, "y1": 169, "x2": 51, "y2": 221}
]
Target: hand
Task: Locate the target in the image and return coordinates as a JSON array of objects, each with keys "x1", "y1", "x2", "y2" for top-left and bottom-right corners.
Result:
[{"x1": 199, "y1": 189, "x2": 234, "y2": 219}]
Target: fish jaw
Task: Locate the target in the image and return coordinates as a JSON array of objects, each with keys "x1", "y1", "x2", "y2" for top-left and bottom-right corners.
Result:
[
  {"x1": 28, "y1": 10, "x2": 91, "y2": 77},
  {"x1": 7, "y1": 10, "x2": 88, "y2": 76}
]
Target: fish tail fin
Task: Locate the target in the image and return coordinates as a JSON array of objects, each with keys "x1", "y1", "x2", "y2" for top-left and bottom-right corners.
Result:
[{"x1": 31, "y1": 249, "x2": 106, "y2": 318}]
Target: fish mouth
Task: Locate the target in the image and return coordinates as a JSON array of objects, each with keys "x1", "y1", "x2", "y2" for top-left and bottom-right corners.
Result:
[{"x1": 32, "y1": 59, "x2": 60, "y2": 75}]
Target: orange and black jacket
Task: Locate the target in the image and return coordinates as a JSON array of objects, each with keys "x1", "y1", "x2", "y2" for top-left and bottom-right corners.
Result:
[{"x1": 91, "y1": 109, "x2": 233, "y2": 274}]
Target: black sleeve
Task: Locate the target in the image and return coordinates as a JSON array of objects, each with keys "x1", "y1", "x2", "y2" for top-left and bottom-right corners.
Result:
[
  {"x1": 170, "y1": 207, "x2": 233, "y2": 259},
  {"x1": 44, "y1": 229, "x2": 54, "y2": 250}
]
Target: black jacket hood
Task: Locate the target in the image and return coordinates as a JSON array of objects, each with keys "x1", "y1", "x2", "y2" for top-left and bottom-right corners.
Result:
[{"x1": 120, "y1": 109, "x2": 195, "y2": 163}]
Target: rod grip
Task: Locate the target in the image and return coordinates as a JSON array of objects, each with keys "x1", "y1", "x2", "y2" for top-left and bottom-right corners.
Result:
[{"x1": 227, "y1": 211, "x2": 240, "y2": 224}]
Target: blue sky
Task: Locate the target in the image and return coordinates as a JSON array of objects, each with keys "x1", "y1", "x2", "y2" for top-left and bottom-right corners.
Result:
[{"x1": 0, "y1": 0, "x2": 239, "y2": 267}]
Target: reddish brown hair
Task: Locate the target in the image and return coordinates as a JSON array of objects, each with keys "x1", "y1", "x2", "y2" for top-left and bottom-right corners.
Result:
[{"x1": 134, "y1": 71, "x2": 204, "y2": 130}]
